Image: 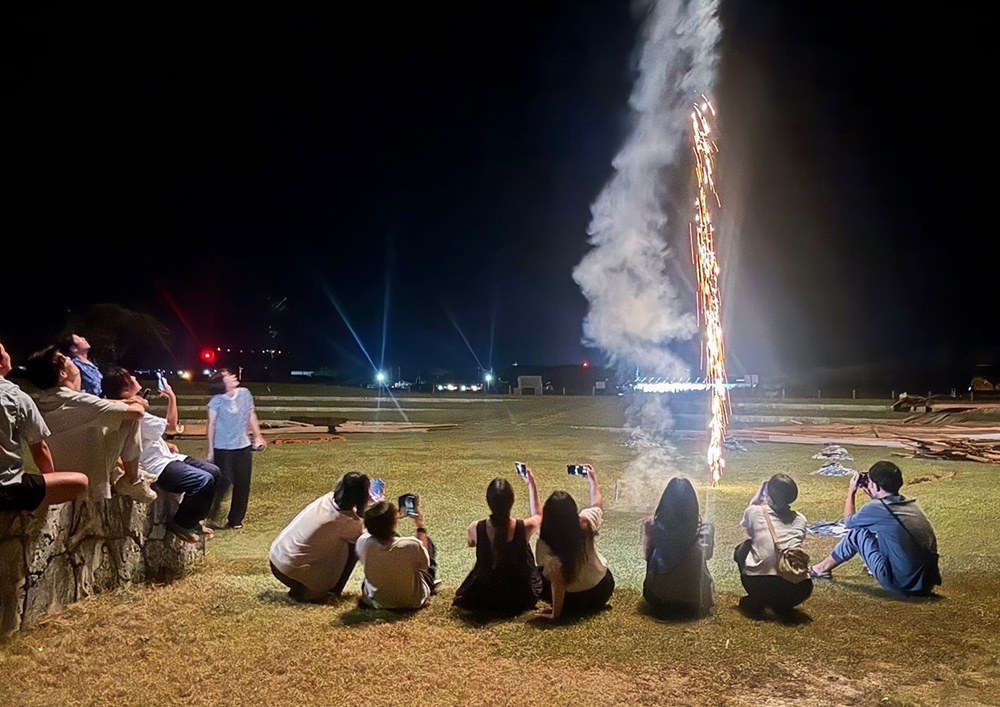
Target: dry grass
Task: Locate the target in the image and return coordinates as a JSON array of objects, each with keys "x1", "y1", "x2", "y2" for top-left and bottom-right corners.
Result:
[{"x1": 2, "y1": 396, "x2": 999, "y2": 706}]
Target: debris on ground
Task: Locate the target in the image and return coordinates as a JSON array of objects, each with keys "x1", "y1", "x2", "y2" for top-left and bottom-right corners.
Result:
[
  {"x1": 812, "y1": 462, "x2": 857, "y2": 477},
  {"x1": 812, "y1": 445, "x2": 853, "y2": 461},
  {"x1": 722, "y1": 438, "x2": 749, "y2": 452},
  {"x1": 807, "y1": 520, "x2": 849, "y2": 537},
  {"x1": 894, "y1": 437, "x2": 1000, "y2": 464},
  {"x1": 909, "y1": 471, "x2": 958, "y2": 485}
]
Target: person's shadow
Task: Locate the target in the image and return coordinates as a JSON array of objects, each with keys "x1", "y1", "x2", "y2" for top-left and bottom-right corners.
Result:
[
  {"x1": 525, "y1": 604, "x2": 613, "y2": 629},
  {"x1": 737, "y1": 601, "x2": 813, "y2": 626},
  {"x1": 337, "y1": 599, "x2": 418, "y2": 626}
]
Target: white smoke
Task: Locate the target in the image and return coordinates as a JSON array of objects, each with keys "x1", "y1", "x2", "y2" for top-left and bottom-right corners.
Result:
[{"x1": 573, "y1": 0, "x2": 721, "y2": 497}]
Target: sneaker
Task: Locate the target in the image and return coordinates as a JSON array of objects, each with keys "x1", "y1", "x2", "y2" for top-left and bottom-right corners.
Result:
[
  {"x1": 114, "y1": 475, "x2": 158, "y2": 503},
  {"x1": 167, "y1": 521, "x2": 201, "y2": 544}
]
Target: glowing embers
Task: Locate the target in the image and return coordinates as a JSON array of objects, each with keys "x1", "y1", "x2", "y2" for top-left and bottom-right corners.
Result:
[{"x1": 690, "y1": 97, "x2": 729, "y2": 488}]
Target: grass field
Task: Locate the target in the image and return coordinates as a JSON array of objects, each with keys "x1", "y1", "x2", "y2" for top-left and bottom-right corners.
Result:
[{"x1": 2, "y1": 396, "x2": 998, "y2": 706}]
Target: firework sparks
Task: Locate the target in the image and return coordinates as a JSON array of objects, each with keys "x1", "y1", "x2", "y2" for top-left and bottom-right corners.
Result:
[{"x1": 691, "y1": 96, "x2": 728, "y2": 487}]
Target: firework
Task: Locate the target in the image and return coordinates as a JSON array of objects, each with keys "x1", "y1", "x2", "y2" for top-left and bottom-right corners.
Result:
[{"x1": 691, "y1": 97, "x2": 728, "y2": 487}]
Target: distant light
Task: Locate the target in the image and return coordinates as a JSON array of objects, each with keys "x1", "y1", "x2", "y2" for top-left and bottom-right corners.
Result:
[
  {"x1": 202, "y1": 368, "x2": 211, "y2": 376},
  {"x1": 376, "y1": 371, "x2": 386, "y2": 383},
  {"x1": 485, "y1": 373, "x2": 493, "y2": 383},
  {"x1": 459, "y1": 385, "x2": 467, "y2": 392},
  {"x1": 178, "y1": 370, "x2": 192, "y2": 381},
  {"x1": 582, "y1": 361, "x2": 590, "y2": 368},
  {"x1": 200, "y1": 348, "x2": 216, "y2": 365},
  {"x1": 436, "y1": 384, "x2": 444, "y2": 391}
]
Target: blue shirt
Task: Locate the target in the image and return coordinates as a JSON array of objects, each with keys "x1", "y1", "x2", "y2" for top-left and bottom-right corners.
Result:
[
  {"x1": 73, "y1": 357, "x2": 103, "y2": 397},
  {"x1": 207, "y1": 387, "x2": 255, "y2": 450},
  {"x1": 847, "y1": 495, "x2": 938, "y2": 595}
]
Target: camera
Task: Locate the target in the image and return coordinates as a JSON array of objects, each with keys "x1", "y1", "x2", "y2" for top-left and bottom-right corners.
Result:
[
  {"x1": 398, "y1": 493, "x2": 419, "y2": 518},
  {"x1": 514, "y1": 462, "x2": 528, "y2": 478},
  {"x1": 567, "y1": 464, "x2": 588, "y2": 476},
  {"x1": 856, "y1": 472, "x2": 869, "y2": 489},
  {"x1": 139, "y1": 387, "x2": 153, "y2": 400}
]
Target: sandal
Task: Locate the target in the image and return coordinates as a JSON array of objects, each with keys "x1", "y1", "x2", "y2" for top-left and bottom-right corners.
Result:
[
  {"x1": 229, "y1": 524, "x2": 244, "y2": 530},
  {"x1": 809, "y1": 567, "x2": 834, "y2": 581}
]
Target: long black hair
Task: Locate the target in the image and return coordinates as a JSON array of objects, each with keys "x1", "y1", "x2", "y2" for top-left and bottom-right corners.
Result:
[
  {"x1": 486, "y1": 477, "x2": 515, "y2": 566},
  {"x1": 334, "y1": 472, "x2": 370, "y2": 515},
  {"x1": 539, "y1": 491, "x2": 587, "y2": 583},
  {"x1": 649, "y1": 477, "x2": 700, "y2": 571}
]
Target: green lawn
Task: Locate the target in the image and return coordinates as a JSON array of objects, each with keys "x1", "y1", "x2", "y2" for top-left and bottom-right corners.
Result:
[{"x1": 2, "y1": 396, "x2": 998, "y2": 706}]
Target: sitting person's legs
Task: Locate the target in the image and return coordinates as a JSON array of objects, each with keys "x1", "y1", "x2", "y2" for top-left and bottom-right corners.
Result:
[{"x1": 156, "y1": 457, "x2": 220, "y2": 531}]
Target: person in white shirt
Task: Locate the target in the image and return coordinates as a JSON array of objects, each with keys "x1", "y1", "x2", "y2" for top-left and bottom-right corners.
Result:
[
  {"x1": 103, "y1": 368, "x2": 219, "y2": 543},
  {"x1": 1, "y1": 338, "x2": 88, "y2": 511},
  {"x1": 269, "y1": 472, "x2": 370, "y2": 602},
  {"x1": 24, "y1": 345, "x2": 155, "y2": 503},
  {"x1": 734, "y1": 473, "x2": 813, "y2": 618},
  {"x1": 356, "y1": 498, "x2": 437, "y2": 610},
  {"x1": 534, "y1": 465, "x2": 614, "y2": 620}
]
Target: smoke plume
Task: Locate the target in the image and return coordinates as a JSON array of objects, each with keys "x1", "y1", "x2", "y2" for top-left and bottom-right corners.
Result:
[{"x1": 573, "y1": 0, "x2": 721, "y2": 497}]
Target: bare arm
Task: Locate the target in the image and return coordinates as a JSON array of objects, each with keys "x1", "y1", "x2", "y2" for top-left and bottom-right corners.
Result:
[
  {"x1": 206, "y1": 408, "x2": 218, "y2": 462},
  {"x1": 30, "y1": 441, "x2": 56, "y2": 475},
  {"x1": 549, "y1": 568, "x2": 566, "y2": 620},
  {"x1": 844, "y1": 473, "x2": 860, "y2": 522},
  {"x1": 585, "y1": 465, "x2": 602, "y2": 510},
  {"x1": 522, "y1": 467, "x2": 542, "y2": 537},
  {"x1": 466, "y1": 520, "x2": 477, "y2": 547},
  {"x1": 642, "y1": 519, "x2": 654, "y2": 562},
  {"x1": 122, "y1": 399, "x2": 146, "y2": 420},
  {"x1": 163, "y1": 384, "x2": 179, "y2": 434},
  {"x1": 413, "y1": 509, "x2": 430, "y2": 552},
  {"x1": 248, "y1": 408, "x2": 267, "y2": 448}
]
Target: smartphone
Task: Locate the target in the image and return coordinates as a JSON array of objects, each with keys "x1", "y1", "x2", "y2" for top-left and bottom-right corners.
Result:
[
  {"x1": 398, "y1": 493, "x2": 419, "y2": 518},
  {"x1": 567, "y1": 464, "x2": 588, "y2": 476},
  {"x1": 370, "y1": 477, "x2": 385, "y2": 503},
  {"x1": 139, "y1": 388, "x2": 152, "y2": 400},
  {"x1": 514, "y1": 462, "x2": 528, "y2": 478},
  {"x1": 155, "y1": 371, "x2": 168, "y2": 391}
]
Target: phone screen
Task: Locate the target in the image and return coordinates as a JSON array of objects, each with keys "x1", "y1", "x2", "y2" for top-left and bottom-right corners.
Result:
[
  {"x1": 370, "y1": 478, "x2": 385, "y2": 502},
  {"x1": 514, "y1": 462, "x2": 527, "y2": 478},
  {"x1": 156, "y1": 371, "x2": 167, "y2": 391}
]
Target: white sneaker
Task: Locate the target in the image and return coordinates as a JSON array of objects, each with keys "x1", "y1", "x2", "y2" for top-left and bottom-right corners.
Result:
[{"x1": 114, "y1": 475, "x2": 158, "y2": 503}]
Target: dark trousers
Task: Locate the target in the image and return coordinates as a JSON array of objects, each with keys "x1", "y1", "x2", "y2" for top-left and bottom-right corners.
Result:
[
  {"x1": 739, "y1": 574, "x2": 813, "y2": 611},
  {"x1": 535, "y1": 568, "x2": 615, "y2": 615},
  {"x1": 156, "y1": 457, "x2": 220, "y2": 529},
  {"x1": 270, "y1": 546, "x2": 358, "y2": 602},
  {"x1": 209, "y1": 446, "x2": 253, "y2": 527}
]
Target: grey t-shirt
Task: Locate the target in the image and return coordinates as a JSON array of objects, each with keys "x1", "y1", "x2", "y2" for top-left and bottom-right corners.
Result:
[
  {"x1": 207, "y1": 387, "x2": 255, "y2": 450},
  {"x1": 1, "y1": 375, "x2": 50, "y2": 486}
]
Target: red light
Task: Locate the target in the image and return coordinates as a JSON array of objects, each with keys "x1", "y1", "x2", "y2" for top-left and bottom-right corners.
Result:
[
  {"x1": 200, "y1": 348, "x2": 216, "y2": 364},
  {"x1": 582, "y1": 361, "x2": 590, "y2": 368}
]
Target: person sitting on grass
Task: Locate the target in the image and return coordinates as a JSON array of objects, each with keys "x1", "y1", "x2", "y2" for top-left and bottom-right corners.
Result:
[
  {"x1": 534, "y1": 465, "x2": 614, "y2": 620},
  {"x1": 103, "y1": 367, "x2": 219, "y2": 543},
  {"x1": 642, "y1": 476, "x2": 715, "y2": 618},
  {"x1": 269, "y1": 472, "x2": 372, "y2": 603},
  {"x1": 356, "y1": 498, "x2": 437, "y2": 610},
  {"x1": 810, "y1": 461, "x2": 940, "y2": 597},
  {"x1": 734, "y1": 474, "x2": 812, "y2": 618},
  {"x1": 1, "y1": 338, "x2": 89, "y2": 512},
  {"x1": 24, "y1": 346, "x2": 155, "y2": 503},
  {"x1": 453, "y1": 471, "x2": 540, "y2": 614}
]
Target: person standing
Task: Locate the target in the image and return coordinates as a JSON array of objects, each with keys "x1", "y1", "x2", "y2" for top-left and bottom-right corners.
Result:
[
  {"x1": 57, "y1": 333, "x2": 102, "y2": 397},
  {"x1": 1, "y1": 338, "x2": 89, "y2": 511},
  {"x1": 206, "y1": 369, "x2": 266, "y2": 530}
]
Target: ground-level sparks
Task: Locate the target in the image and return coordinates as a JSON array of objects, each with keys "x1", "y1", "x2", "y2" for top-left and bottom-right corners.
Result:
[{"x1": 691, "y1": 97, "x2": 729, "y2": 487}]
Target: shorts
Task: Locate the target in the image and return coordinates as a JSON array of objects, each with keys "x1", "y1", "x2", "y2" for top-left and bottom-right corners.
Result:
[{"x1": 0, "y1": 473, "x2": 46, "y2": 512}]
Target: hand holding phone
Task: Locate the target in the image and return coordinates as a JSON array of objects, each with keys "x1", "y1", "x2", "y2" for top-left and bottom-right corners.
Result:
[
  {"x1": 155, "y1": 371, "x2": 168, "y2": 392},
  {"x1": 514, "y1": 462, "x2": 528, "y2": 479},
  {"x1": 567, "y1": 464, "x2": 589, "y2": 477},
  {"x1": 370, "y1": 478, "x2": 386, "y2": 503},
  {"x1": 398, "y1": 493, "x2": 420, "y2": 518}
]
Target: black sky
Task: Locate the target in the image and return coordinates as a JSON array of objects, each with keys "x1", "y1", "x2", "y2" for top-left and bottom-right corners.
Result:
[{"x1": 4, "y1": 2, "x2": 996, "y2": 388}]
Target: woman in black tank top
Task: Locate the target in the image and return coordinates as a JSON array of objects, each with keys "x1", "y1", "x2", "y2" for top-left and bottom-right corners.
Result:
[{"x1": 453, "y1": 472, "x2": 542, "y2": 613}]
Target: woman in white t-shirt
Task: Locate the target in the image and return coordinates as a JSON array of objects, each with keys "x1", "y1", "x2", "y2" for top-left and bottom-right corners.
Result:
[
  {"x1": 734, "y1": 473, "x2": 812, "y2": 617},
  {"x1": 534, "y1": 465, "x2": 613, "y2": 620}
]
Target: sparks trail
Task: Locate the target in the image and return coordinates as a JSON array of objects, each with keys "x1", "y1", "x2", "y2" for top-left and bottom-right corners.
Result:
[{"x1": 691, "y1": 97, "x2": 728, "y2": 487}]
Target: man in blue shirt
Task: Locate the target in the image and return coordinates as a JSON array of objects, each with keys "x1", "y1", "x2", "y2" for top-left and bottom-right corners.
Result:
[
  {"x1": 57, "y1": 333, "x2": 102, "y2": 397},
  {"x1": 811, "y1": 461, "x2": 940, "y2": 597}
]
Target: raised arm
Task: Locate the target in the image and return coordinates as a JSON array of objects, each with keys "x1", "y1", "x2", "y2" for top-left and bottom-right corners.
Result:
[
  {"x1": 522, "y1": 467, "x2": 542, "y2": 538},
  {"x1": 162, "y1": 383, "x2": 180, "y2": 434},
  {"x1": 642, "y1": 518, "x2": 654, "y2": 562},
  {"x1": 844, "y1": 472, "x2": 861, "y2": 522},
  {"x1": 584, "y1": 464, "x2": 602, "y2": 510}
]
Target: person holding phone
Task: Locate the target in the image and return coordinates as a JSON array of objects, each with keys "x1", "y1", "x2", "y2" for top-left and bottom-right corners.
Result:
[
  {"x1": 534, "y1": 464, "x2": 614, "y2": 620},
  {"x1": 642, "y1": 477, "x2": 715, "y2": 618},
  {"x1": 356, "y1": 498, "x2": 437, "y2": 610},
  {"x1": 206, "y1": 369, "x2": 265, "y2": 530},
  {"x1": 734, "y1": 474, "x2": 811, "y2": 618},
  {"x1": 453, "y1": 466, "x2": 541, "y2": 613},
  {"x1": 103, "y1": 367, "x2": 219, "y2": 543},
  {"x1": 269, "y1": 472, "x2": 371, "y2": 602}
]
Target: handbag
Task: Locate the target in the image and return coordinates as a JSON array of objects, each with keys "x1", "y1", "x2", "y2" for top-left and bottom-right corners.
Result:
[
  {"x1": 763, "y1": 510, "x2": 811, "y2": 584},
  {"x1": 878, "y1": 499, "x2": 942, "y2": 587}
]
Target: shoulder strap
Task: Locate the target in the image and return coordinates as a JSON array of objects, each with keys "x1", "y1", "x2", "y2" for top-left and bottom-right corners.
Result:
[
  {"x1": 762, "y1": 508, "x2": 782, "y2": 552},
  {"x1": 877, "y1": 499, "x2": 930, "y2": 556}
]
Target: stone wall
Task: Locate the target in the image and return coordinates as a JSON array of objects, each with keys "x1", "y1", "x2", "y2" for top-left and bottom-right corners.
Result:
[{"x1": 0, "y1": 492, "x2": 204, "y2": 633}]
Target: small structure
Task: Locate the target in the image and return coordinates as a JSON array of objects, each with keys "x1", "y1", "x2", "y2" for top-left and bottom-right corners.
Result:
[{"x1": 516, "y1": 375, "x2": 544, "y2": 396}]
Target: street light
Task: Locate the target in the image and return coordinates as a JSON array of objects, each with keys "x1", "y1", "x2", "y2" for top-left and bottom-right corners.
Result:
[{"x1": 376, "y1": 371, "x2": 387, "y2": 384}]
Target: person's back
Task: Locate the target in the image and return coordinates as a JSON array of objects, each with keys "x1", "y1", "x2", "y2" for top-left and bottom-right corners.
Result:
[
  {"x1": 846, "y1": 494, "x2": 937, "y2": 595},
  {"x1": 644, "y1": 522, "x2": 714, "y2": 615},
  {"x1": 356, "y1": 500, "x2": 435, "y2": 610}
]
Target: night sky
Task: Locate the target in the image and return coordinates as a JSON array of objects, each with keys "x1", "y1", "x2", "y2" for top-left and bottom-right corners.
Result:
[{"x1": 5, "y1": 3, "x2": 995, "y2": 388}]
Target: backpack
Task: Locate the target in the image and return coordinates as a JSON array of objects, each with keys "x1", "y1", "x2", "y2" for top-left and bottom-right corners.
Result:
[{"x1": 763, "y1": 510, "x2": 811, "y2": 584}]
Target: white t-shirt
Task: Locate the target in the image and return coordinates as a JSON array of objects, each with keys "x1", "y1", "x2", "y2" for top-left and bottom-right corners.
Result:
[
  {"x1": 269, "y1": 493, "x2": 364, "y2": 593},
  {"x1": 1, "y1": 376, "x2": 50, "y2": 486},
  {"x1": 139, "y1": 413, "x2": 187, "y2": 479},
  {"x1": 535, "y1": 506, "x2": 609, "y2": 593},
  {"x1": 740, "y1": 504, "x2": 808, "y2": 577},
  {"x1": 356, "y1": 533, "x2": 431, "y2": 609}
]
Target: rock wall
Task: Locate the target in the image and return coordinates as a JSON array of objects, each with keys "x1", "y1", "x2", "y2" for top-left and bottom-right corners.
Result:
[{"x1": 0, "y1": 492, "x2": 204, "y2": 633}]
